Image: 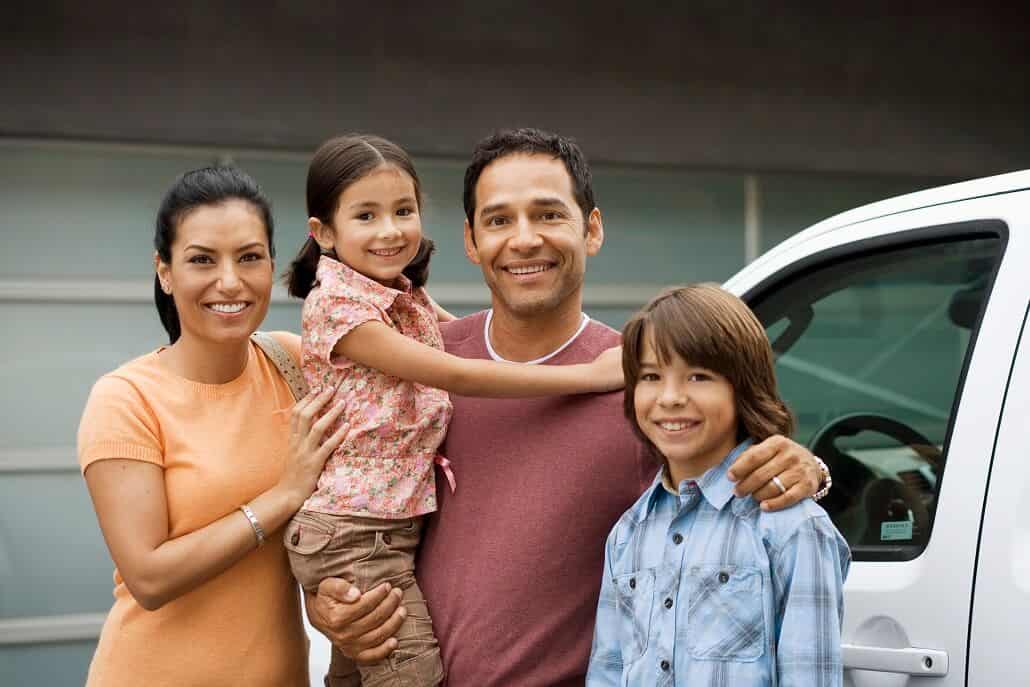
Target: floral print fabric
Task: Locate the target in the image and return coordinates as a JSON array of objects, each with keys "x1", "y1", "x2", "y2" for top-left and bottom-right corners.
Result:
[{"x1": 301, "y1": 256, "x2": 452, "y2": 518}]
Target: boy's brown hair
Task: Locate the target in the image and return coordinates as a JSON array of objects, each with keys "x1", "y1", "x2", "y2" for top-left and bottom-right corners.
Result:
[{"x1": 622, "y1": 283, "x2": 795, "y2": 464}]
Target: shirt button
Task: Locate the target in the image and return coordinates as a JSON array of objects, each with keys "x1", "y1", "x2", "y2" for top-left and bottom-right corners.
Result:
[
  {"x1": 660, "y1": 660, "x2": 670, "y2": 671},
  {"x1": 382, "y1": 533, "x2": 392, "y2": 545},
  {"x1": 672, "y1": 533, "x2": 683, "y2": 545},
  {"x1": 664, "y1": 597, "x2": 673, "y2": 609},
  {"x1": 718, "y1": 571, "x2": 730, "y2": 584},
  {"x1": 290, "y1": 531, "x2": 300, "y2": 546},
  {"x1": 629, "y1": 577, "x2": 636, "y2": 589}
]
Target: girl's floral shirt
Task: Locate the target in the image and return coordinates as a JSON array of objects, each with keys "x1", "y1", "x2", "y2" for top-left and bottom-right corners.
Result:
[{"x1": 300, "y1": 256, "x2": 452, "y2": 519}]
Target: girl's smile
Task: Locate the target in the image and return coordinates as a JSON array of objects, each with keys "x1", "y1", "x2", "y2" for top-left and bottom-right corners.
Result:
[{"x1": 368, "y1": 246, "x2": 406, "y2": 258}]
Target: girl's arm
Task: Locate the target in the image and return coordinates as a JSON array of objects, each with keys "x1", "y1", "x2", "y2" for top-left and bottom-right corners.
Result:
[
  {"x1": 83, "y1": 388, "x2": 348, "y2": 611},
  {"x1": 424, "y1": 292, "x2": 457, "y2": 323},
  {"x1": 333, "y1": 321, "x2": 622, "y2": 397}
]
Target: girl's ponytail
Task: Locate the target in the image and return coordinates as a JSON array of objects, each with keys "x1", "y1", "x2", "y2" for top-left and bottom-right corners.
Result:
[
  {"x1": 284, "y1": 236, "x2": 322, "y2": 298},
  {"x1": 403, "y1": 236, "x2": 436, "y2": 290}
]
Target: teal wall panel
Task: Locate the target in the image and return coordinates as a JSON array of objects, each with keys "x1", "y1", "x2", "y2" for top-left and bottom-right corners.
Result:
[
  {"x1": 590, "y1": 167, "x2": 746, "y2": 286},
  {"x1": 0, "y1": 301, "x2": 302, "y2": 452},
  {"x1": 760, "y1": 173, "x2": 954, "y2": 253},
  {"x1": 0, "y1": 642, "x2": 96, "y2": 686},
  {"x1": 0, "y1": 474, "x2": 112, "y2": 617},
  {"x1": 0, "y1": 145, "x2": 494, "y2": 287},
  {"x1": 0, "y1": 145, "x2": 212, "y2": 279}
]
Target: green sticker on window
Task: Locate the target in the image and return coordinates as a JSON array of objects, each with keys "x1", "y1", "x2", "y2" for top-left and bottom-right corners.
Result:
[{"x1": 881, "y1": 520, "x2": 914, "y2": 541}]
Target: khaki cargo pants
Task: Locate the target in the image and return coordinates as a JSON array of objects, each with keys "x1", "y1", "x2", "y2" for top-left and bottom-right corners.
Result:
[{"x1": 285, "y1": 510, "x2": 443, "y2": 687}]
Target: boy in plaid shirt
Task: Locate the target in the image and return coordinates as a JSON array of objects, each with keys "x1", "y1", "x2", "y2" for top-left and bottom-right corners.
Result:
[{"x1": 588, "y1": 284, "x2": 850, "y2": 687}]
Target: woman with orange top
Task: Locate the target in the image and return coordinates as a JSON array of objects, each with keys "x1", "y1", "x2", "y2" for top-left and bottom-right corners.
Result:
[{"x1": 76, "y1": 167, "x2": 353, "y2": 686}]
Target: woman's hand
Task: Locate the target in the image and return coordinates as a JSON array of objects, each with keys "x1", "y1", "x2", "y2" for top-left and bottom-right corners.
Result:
[
  {"x1": 85, "y1": 386, "x2": 349, "y2": 611},
  {"x1": 588, "y1": 346, "x2": 625, "y2": 392},
  {"x1": 278, "y1": 385, "x2": 350, "y2": 509}
]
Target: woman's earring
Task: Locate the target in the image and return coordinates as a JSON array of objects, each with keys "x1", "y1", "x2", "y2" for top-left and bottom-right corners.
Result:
[{"x1": 161, "y1": 281, "x2": 172, "y2": 295}]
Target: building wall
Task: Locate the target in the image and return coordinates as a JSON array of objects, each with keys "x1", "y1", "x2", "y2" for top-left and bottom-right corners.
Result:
[{"x1": 3, "y1": 2, "x2": 1027, "y2": 176}]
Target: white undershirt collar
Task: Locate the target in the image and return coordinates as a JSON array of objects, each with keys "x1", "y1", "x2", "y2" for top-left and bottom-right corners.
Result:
[{"x1": 484, "y1": 309, "x2": 591, "y2": 364}]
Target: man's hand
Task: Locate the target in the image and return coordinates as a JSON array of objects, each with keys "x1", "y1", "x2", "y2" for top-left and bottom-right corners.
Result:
[
  {"x1": 305, "y1": 577, "x2": 406, "y2": 664},
  {"x1": 727, "y1": 435, "x2": 824, "y2": 511}
]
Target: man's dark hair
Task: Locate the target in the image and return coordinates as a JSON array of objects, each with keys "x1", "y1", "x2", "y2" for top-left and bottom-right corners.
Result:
[{"x1": 462, "y1": 128, "x2": 596, "y2": 227}]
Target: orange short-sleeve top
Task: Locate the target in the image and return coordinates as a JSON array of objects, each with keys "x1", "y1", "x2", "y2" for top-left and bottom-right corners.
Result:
[{"x1": 77, "y1": 333, "x2": 309, "y2": 687}]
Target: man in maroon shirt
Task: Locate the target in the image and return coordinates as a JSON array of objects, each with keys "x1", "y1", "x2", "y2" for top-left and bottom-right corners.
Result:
[{"x1": 306, "y1": 129, "x2": 827, "y2": 686}]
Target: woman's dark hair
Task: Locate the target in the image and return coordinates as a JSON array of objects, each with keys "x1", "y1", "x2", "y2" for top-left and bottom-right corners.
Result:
[
  {"x1": 154, "y1": 166, "x2": 274, "y2": 344},
  {"x1": 622, "y1": 284, "x2": 795, "y2": 466},
  {"x1": 284, "y1": 134, "x2": 433, "y2": 298}
]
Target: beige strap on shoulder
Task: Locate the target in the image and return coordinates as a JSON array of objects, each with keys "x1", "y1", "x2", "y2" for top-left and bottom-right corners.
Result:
[{"x1": 251, "y1": 331, "x2": 309, "y2": 402}]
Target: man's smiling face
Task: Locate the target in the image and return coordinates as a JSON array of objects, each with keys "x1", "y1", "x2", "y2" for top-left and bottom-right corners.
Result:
[{"x1": 464, "y1": 153, "x2": 603, "y2": 319}]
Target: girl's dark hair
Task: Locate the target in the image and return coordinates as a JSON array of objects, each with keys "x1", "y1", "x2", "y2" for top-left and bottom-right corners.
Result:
[
  {"x1": 284, "y1": 134, "x2": 433, "y2": 298},
  {"x1": 154, "y1": 166, "x2": 274, "y2": 344},
  {"x1": 622, "y1": 284, "x2": 795, "y2": 465}
]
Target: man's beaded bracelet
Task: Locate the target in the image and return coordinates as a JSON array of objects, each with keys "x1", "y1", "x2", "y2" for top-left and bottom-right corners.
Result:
[
  {"x1": 239, "y1": 503, "x2": 266, "y2": 547},
  {"x1": 813, "y1": 456, "x2": 832, "y2": 502}
]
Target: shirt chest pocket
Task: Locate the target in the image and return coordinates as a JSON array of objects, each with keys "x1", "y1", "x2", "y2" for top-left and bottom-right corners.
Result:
[
  {"x1": 686, "y1": 564, "x2": 766, "y2": 662},
  {"x1": 612, "y1": 568, "x2": 656, "y2": 664}
]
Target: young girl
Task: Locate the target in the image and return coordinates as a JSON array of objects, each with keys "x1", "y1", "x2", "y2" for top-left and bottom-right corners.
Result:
[
  {"x1": 282, "y1": 134, "x2": 622, "y2": 687},
  {"x1": 587, "y1": 284, "x2": 850, "y2": 687}
]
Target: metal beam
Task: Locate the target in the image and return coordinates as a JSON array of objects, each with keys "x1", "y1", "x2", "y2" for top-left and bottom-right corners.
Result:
[
  {"x1": 0, "y1": 447, "x2": 77, "y2": 473},
  {"x1": 0, "y1": 614, "x2": 104, "y2": 645}
]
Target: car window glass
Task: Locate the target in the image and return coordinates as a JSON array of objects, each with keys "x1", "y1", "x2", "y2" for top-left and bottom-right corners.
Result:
[{"x1": 751, "y1": 233, "x2": 1003, "y2": 560}]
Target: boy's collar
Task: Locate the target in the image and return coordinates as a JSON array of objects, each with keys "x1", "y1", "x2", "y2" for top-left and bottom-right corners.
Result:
[{"x1": 648, "y1": 439, "x2": 754, "y2": 514}]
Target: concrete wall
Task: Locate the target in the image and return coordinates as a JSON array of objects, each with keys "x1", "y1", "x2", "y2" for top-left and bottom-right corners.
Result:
[{"x1": 3, "y1": 1, "x2": 1027, "y2": 176}]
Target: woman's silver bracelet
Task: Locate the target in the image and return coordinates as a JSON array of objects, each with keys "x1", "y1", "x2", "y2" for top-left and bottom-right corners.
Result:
[
  {"x1": 239, "y1": 503, "x2": 266, "y2": 547},
  {"x1": 813, "y1": 456, "x2": 832, "y2": 502}
]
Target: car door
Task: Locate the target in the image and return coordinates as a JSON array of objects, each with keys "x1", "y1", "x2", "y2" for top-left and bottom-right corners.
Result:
[
  {"x1": 967, "y1": 296, "x2": 1030, "y2": 684},
  {"x1": 726, "y1": 191, "x2": 1028, "y2": 685}
]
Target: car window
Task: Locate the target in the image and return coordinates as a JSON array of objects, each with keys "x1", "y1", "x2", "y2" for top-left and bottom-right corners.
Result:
[{"x1": 750, "y1": 231, "x2": 1004, "y2": 560}]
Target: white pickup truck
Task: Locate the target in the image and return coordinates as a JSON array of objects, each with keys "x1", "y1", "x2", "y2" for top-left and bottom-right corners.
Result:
[{"x1": 723, "y1": 170, "x2": 1030, "y2": 685}]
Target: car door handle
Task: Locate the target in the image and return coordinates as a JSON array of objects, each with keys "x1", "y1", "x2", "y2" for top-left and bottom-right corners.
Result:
[{"x1": 842, "y1": 644, "x2": 948, "y2": 676}]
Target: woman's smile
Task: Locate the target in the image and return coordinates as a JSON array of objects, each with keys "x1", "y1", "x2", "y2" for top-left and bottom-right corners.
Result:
[{"x1": 204, "y1": 301, "x2": 252, "y2": 317}]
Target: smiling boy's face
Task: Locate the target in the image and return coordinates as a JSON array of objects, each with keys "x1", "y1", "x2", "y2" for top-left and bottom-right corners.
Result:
[{"x1": 633, "y1": 329, "x2": 739, "y2": 484}]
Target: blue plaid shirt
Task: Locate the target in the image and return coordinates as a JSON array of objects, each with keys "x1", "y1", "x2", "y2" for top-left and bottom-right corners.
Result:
[{"x1": 587, "y1": 441, "x2": 850, "y2": 687}]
